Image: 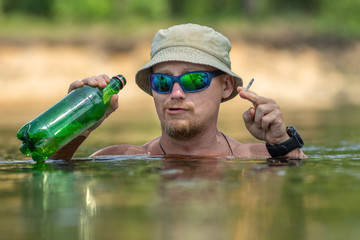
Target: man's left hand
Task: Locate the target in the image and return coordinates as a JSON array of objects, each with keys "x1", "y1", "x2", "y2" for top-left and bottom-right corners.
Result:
[{"x1": 237, "y1": 86, "x2": 290, "y2": 145}]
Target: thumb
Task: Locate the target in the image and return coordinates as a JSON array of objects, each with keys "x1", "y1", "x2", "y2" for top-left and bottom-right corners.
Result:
[
  {"x1": 110, "y1": 94, "x2": 119, "y2": 111},
  {"x1": 106, "y1": 94, "x2": 119, "y2": 117},
  {"x1": 243, "y1": 107, "x2": 255, "y2": 126}
]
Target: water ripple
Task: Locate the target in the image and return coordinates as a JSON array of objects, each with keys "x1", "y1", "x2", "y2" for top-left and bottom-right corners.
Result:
[{"x1": 304, "y1": 141, "x2": 360, "y2": 160}]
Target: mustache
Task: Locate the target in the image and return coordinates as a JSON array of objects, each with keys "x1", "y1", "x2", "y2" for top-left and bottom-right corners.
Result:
[{"x1": 163, "y1": 100, "x2": 194, "y2": 111}]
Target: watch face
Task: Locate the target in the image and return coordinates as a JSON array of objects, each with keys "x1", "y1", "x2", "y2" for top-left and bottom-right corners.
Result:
[
  {"x1": 286, "y1": 126, "x2": 296, "y2": 136},
  {"x1": 287, "y1": 126, "x2": 304, "y2": 146}
]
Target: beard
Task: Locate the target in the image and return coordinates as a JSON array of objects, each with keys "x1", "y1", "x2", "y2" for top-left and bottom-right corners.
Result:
[
  {"x1": 159, "y1": 99, "x2": 205, "y2": 139},
  {"x1": 162, "y1": 118, "x2": 204, "y2": 140}
]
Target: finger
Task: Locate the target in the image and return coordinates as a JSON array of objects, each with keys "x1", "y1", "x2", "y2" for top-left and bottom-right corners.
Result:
[
  {"x1": 68, "y1": 80, "x2": 84, "y2": 93},
  {"x1": 253, "y1": 103, "x2": 277, "y2": 128},
  {"x1": 261, "y1": 107, "x2": 285, "y2": 132},
  {"x1": 100, "y1": 74, "x2": 111, "y2": 83},
  {"x1": 81, "y1": 76, "x2": 98, "y2": 86},
  {"x1": 93, "y1": 76, "x2": 108, "y2": 88},
  {"x1": 82, "y1": 74, "x2": 110, "y2": 88},
  {"x1": 237, "y1": 86, "x2": 275, "y2": 107},
  {"x1": 96, "y1": 74, "x2": 111, "y2": 88},
  {"x1": 243, "y1": 107, "x2": 255, "y2": 127},
  {"x1": 260, "y1": 110, "x2": 278, "y2": 132}
]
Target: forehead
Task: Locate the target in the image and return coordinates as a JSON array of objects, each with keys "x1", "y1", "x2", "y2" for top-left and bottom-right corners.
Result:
[{"x1": 153, "y1": 61, "x2": 217, "y2": 73}]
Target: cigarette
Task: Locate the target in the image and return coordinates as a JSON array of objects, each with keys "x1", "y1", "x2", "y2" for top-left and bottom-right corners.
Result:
[{"x1": 244, "y1": 78, "x2": 254, "y2": 91}]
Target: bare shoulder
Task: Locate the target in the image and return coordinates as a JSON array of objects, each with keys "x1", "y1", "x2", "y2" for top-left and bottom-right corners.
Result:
[
  {"x1": 224, "y1": 134, "x2": 270, "y2": 158},
  {"x1": 91, "y1": 138, "x2": 161, "y2": 156},
  {"x1": 91, "y1": 144, "x2": 148, "y2": 156},
  {"x1": 225, "y1": 134, "x2": 306, "y2": 158}
]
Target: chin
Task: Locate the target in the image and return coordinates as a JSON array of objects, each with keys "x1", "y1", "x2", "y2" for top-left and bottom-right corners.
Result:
[{"x1": 162, "y1": 119, "x2": 203, "y2": 139}]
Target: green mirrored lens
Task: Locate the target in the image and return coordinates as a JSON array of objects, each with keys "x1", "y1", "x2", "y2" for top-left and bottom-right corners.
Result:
[
  {"x1": 153, "y1": 75, "x2": 171, "y2": 92},
  {"x1": 180, "y1": 72, "x2": 208, "y2": 91}
]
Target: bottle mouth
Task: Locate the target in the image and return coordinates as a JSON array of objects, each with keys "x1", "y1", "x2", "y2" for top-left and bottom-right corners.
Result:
[{"x1": 111, "y1": 75, "x2": 127, "y2": 90}]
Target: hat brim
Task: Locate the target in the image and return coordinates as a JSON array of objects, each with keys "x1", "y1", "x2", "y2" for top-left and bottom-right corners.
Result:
[{"x1": 135, "y1": 46, "x2": 243, "y2": 102}]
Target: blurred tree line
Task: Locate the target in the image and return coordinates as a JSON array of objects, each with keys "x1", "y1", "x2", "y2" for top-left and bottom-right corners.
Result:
[{"x1": 0, "y1": 0, "x2": 359, "y2": 35}]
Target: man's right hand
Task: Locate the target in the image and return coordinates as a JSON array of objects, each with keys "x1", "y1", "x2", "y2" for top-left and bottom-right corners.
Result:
[{"x1": 69, "y1": 74, "x2": 119, "y2": 137}]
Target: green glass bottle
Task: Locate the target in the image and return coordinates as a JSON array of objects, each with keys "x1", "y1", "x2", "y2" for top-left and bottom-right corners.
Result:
[{"x1": 17, "y1": 75, "x2": 126, "y2": 162}]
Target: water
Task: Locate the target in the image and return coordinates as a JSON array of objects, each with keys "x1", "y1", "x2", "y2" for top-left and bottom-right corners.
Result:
[{"x1": 1, "y1": 107, "x2": 360, "y2": 240}]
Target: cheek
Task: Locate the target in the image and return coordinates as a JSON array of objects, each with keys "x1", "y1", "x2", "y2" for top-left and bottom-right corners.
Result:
[
  {"x1": 192, "y1": 93, "x2": 220, "y2": 117},
  {"x1": 153, "y1": 94, "x2": 165, "y2": 118},
  {"x1": 192, "y1": 83, "x2": 223, "y2": 117},
  {"x1": 208, "y1": 79, "x2": 224, "y2": 101},
  {"x1": 197, "y1": 87, "x2": 223, "y2": 107}
]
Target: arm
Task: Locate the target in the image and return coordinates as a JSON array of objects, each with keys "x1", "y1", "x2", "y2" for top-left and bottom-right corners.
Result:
[
  {"x1": 50, "y1": 74, "x2": 119, "y2": 160},
  {"x1": 50, "y1": 135, "x2": 88, "y2": 160}
]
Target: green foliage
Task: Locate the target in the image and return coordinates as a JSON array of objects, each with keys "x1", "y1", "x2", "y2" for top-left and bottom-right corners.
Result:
[
  {"x1": 124, "y1": 0, "x2": 169, "y2": 20},
  {"x1": 1, "y1": 0, "x2": 169, "y2": 22},
  {"x1": 53, "y1": 0, "x2": 113, "y2": 22},
  {"x1": 267, "y1": 0, "x2": 320, "y2": 13},
  {"x1": 318, "y1": 0, "x2": 360, "y2": 35},
  {"x1": 1, "y1": 0, "x2": 360, "y2": 37},
  {"x1": 2, "y1": 0, "x2": 54, "y2": 17}
]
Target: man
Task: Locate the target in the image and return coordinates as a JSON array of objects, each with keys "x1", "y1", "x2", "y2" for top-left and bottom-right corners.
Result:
[{"x1": 52, "y1": 23, "x2": 306, "y2": 159}]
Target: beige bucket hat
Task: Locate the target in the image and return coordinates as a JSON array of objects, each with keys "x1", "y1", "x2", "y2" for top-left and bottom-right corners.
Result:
[{"x1": 135, "y1": 23, "x2": 243, "y2": 102}]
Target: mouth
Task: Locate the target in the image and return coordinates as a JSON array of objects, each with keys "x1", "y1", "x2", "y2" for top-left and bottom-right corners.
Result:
[
  {"x1": 163, "y1": 101, "x2": 194, "y2": 115},
  {"x1": 165, "y1": 106, "x2": 189, "y2": 114}
]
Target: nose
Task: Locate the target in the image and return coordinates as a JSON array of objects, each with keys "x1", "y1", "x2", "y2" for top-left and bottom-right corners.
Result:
[{"x1": 170, "y1": 82, "x2": 186, "y2": 99}]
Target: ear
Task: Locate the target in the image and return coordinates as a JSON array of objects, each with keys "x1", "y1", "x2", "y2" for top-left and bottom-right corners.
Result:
[{"x1": 221, "y1": 75, "x2": 234, "y2": 99}]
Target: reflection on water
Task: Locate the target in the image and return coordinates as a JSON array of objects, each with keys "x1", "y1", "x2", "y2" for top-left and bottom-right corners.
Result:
[
  {"x1": 0, "y1": 107, "x2": 360, "y2": 240},
  {"x1": 1, "y1": 153, "x2": 360, "y2": 240}
]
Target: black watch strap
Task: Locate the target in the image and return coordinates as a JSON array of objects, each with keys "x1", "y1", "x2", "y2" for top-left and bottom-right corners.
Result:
[{"x1": 266, "y1": 126, "x2": 304, "y2": 157}]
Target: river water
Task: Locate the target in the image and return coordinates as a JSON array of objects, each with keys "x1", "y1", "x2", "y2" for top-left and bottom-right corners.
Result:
[{"x1": 1, "y1": 106, "x2": 360, "y2": 240}]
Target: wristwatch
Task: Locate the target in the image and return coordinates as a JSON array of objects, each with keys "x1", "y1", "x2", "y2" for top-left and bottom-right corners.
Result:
[{"x1": 266, "y1": 126, "x2": 304, "y2": 157}]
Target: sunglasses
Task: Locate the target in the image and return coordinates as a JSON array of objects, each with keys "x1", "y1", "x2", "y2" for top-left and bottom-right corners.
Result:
[{"x1": 149, "y1": 70, "x2": 225, "y2": 94}]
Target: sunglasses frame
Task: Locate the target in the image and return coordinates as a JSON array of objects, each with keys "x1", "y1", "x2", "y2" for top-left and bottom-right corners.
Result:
[{"x1": 149, "y1": 70, "x2": 225, "y2": 94}]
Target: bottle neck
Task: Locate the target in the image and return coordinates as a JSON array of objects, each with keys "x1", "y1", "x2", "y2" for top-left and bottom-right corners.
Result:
[{"x1": 102, "y1": 77, "x2": 124, "y2": 103}]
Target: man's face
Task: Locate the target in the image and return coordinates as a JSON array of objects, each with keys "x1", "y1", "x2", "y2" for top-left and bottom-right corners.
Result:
[{"x1": 152, "y1": 61, "x2": 226, "y2": 139}]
